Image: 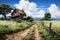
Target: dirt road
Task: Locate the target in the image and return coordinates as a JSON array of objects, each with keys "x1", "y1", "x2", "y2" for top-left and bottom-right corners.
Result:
[
  {"x1": 33, "y1": 24, "x2": 44, "y2": 40},
  {"x1": 0, "y1": 24, "x2": 44, "y2": 40}
]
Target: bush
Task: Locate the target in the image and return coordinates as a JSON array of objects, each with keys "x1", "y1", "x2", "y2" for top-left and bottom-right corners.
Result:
[
  {"x1": 15, "y1": 18, "x2": 22, "y2": 23},
  {"x1": 26, "y1": 16, "x2": 33, "y2": 22}
]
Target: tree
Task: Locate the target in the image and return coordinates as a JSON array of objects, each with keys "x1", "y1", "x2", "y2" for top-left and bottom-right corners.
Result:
[
  {"x1": 26, "y1": 16, "x2": 33, "y2": 22},
  {"x1": 42, "y1": 13, "x2": 51, "y2": 20},
  {"x1": 0, "y1": 4, "x2": 13, "y2": 19},
  {"x1": 0, "y1": 4, "x2": 12, "y2": 11}
]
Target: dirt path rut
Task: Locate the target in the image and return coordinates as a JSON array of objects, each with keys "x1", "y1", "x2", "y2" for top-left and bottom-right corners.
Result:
[
  {"x1": 33, "y1": 24, "x2": 44, "y2": 40},
  {"x1": 0, "y1": 24, "x2": 44, "y2": 40}
]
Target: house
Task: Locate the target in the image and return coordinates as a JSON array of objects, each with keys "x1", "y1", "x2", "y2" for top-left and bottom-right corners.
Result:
[{"x1": 11, "y1": 9, "x2": 27, "y2": 19}]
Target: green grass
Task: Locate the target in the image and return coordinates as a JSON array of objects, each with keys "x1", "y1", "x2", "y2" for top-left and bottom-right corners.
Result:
[
  {"x1": 0, "y1": 20, "x2": 34, "y2": 34},
  {"x1": 33, "y1": 20, "x2": 60, "y2": 40},
  {"x1": 33, "y1": 21, "x2": 52, "y2": 40},
  {"x1": 43, "y1": 20, "x2": 60, "y2": 33}
]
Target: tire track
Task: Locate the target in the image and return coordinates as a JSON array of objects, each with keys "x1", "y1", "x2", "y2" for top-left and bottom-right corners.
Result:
[
  {"x1": 0, "y1": 24, "x2": 45, "y2": 40},
  {"x1": 33, "y1": 24, "x2": 44, "y2": 40},
  {"x1": 0, "y1": 25, "x2": 35, "y2": 40}
]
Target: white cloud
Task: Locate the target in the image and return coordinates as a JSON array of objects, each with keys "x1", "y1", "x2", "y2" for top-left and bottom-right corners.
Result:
[
  {"x1": 14, "y1": 0, "x2": 30, "y2": 10},
  {"x1": 14, "y1": 0, "x2": 45, "y2": 18},
  {"x1": 0, "y1": 15, "x2": 4, "y2": 18},
  {"x1": 32, "y1": 10, "x2": 45, "y2": 18},
  {"x1": 38, "y1": 10, "x2": 45, "y2": 17},
  {"x1": 28, "y1": 2, "x2": 37, "y2": 11},
  {"x1": 6, "y1": 13, "x2": 11, "y2": 17},
  {"x1": 11, "y1": 10, "x2": 14, "y2": 13},
  {"x1": 48, "y1": 4, "x2": 58, "y2": 12},
  {"x1": 48, "y1": 4, "x2": 60, "y2": 18},
  {"x1": 25, "y1": 10, "x2": 33, "y2": 16}
]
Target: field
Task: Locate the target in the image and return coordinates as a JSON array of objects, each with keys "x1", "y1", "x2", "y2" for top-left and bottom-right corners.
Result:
[
  {"x1": 0, "y1": 20, "x2": 34, "y2": 34},
  {"x1": 43, "y1": 20, "x2": 60, "y2": 33},
  {"x1": 0, "y1": 20, "x2": 60, "y2": 40},
  {"x1": 33, "y1": 20, "x2": 60, "y2": 40},
  {"x1": 33, "y1": 20, "x2": 53, "y2": 40}
]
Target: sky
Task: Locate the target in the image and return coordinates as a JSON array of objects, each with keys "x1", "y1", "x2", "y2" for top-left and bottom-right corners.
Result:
[{"x1": 0, "y1": 0, "x2": 60, "y2": 18}]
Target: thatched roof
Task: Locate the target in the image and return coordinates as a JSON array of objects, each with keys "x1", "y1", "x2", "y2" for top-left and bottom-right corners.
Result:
[{"x1": 11, "y1": 9, "x2": 26, "y2": 17}]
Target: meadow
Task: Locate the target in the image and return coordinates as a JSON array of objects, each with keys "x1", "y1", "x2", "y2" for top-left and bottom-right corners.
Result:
[
  {"x1": 43, "y1": 20, "x2": 60, "y2": 33},
  {"x1": 33, "y1": 20, "x2": 60, "y2": 40},
  {"x1": 0, "y1": 20, "x2": 34, "y2": 34},
  {"x1": 0, "y1": 20, "x2": 60, "y2": 40}
]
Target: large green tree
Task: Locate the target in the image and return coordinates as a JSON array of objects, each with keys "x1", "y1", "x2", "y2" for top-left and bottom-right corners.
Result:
[
  {"x1": 42, "y1": 13, "x2": 51, "y2": 20},
  {"x1": 0, "y1": 4, "x2": 13, "y2": 19},
  {"x1": 0, "y1": 4, "x2": 12, "y2": 11}
]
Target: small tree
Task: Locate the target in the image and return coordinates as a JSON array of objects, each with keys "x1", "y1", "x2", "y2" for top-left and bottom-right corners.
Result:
[
  {"x1": 42, "y1": 13, "x2": 51, "y2": 20},
  {"x1": 26, "y1": 16, "x2": 33, "y2": 22}
]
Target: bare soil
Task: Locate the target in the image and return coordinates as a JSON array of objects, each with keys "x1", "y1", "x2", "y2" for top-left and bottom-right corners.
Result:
[{"x1": 0, "y1": 24, "x2": 44, "y2": 40}]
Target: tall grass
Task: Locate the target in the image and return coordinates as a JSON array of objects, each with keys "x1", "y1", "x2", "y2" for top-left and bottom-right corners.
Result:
[
  {"x1": 33, "y1": 20, "x2": 59, "y2": 40},
  {"x1": 43, "y1": 20, "x2": 60, "y2": 33},
  {"x1": 0, "y1": 20, "x2": 33, "y2": 34}
]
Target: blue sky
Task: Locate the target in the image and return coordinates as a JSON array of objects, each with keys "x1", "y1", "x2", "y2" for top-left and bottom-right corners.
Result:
[
  {"x1": 0, "y1": 0, "x2": 60, "y2": 9},
  {"x1": 0, "y1": 0, "x2": 60, "y2": 18}
]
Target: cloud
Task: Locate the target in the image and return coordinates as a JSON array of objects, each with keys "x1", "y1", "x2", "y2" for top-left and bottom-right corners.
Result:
[
  {"x1": 11, "y1": 10, "x2": 14, "y2": 13},
  {"x1": 14, "y1": 0, "x2": 30, "y2": 10},
  {"x1": 0, "y1": 15, "x2": 4, "y2": 18},
  {"x1": 32, "y1": 10, "x2": 45, "y2": 18},
  {"x1": 38, "y1": 10, "x2": 45, "y2": 17},
  {"x1": 48, "y1": 4, "x2": 60, "y2": 18},
  {"x1": 25, "y1": 10, "x2": 33, "y2": 16},
  {"x1": 6, "y1": 13, "x2": 11, "y2": 17},
  {"x1": 14, "y1": 0, "x2": 45, "y2": 18}
]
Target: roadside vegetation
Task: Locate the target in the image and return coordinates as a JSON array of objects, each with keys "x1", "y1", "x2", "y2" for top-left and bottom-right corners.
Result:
[
  {"x1": 0, "y1": 20, "x2": 34, "y2": 34},
  {"x1": 0, "y1": 4, "x2": 60, "y2": 40},
  {"x1": 33, "y1": 20, "x2": 60, "y2": 40},
  {"x1": 33, "y1": 20, "x2": 52, "y2": 40},
  {"x1": 43, "y1": 20, "x2": 60, "y2": 33}
]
